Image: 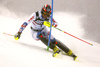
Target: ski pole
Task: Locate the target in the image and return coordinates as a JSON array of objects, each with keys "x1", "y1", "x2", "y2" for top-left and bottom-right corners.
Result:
[
  {"x1": 3, "y1": 32, "x2": 14, "y2": 36},
  {"x1": 43, "y1": 21, "x2": 93, "y2": 46},
  {"x1": 53, "y1": 26, "x2": 93, "y2": 46}
]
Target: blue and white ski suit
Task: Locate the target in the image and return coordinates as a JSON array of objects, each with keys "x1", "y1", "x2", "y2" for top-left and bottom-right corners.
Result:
[{"x1": 18, "y1": 11, "x2": 58, "y2": 41}]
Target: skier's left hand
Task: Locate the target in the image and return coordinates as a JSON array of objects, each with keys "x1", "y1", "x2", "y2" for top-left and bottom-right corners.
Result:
[{"x1": 43, "y1": 21, "x2": 51, "y2": 27}]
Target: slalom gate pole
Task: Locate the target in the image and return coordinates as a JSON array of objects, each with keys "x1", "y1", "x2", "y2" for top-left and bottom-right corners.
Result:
[
  {"x1": 47, "y1": 0, "x2": 54, "y2": 51},
  {"x1": 3, "y1": 32, "x2": 14, "y2": 36},
  {"x1": 52, "y1": 26, "x2": 93, "y2": 46}
]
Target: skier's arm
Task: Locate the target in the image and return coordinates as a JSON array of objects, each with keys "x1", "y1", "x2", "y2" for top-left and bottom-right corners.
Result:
[
  {"x1": 14, "y1": 22, "x2": 28, "y2": 40},
  {"x1": 14, "y1": 13, "x2": 36, "y2": 40},
  {"x1": 18, "y1": 13, "x2": 36, "y2": 33},
  {"x1": 18, "y1": 22, "x2": 28, "y2": 33}
]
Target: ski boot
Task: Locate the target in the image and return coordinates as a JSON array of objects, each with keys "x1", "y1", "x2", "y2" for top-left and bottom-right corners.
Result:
[
  {"x1": 67, "y1": 50, "x2": 77, "y2": 61},
  {"x1": 73, "y1": 55, "x2": 77, "y2": 61},
  {"x1": 53, "y1": 46, "x2": 61, "y2": 57}
]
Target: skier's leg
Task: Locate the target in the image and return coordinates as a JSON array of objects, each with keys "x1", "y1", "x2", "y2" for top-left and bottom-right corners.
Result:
[
  {"x1": 53, "y1": 39, "x2": 69, "y2": 53},
  {"x1": 31, "y1": 27, "x2": 60, "y2": 53},
  {"x1": 38, "y1": 34, "x2": 61, "y2": 57},
  {"x1": 38, "y1": 27, "x2": 58, "y2": 50},
  {"x1": 53, "y1": 39, "x2": 77, "y2": 60},
  {"x1": 30, "y1": 27, "x2": 57, "y2": 51},
  {"x1": 38, "y1": 33, "x2": 55, "y2": 49}
]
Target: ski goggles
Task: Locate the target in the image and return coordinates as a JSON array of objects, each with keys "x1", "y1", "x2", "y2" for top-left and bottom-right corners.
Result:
[{"x1": 43, "y1": 12, "x2": 51, "y2": 17}]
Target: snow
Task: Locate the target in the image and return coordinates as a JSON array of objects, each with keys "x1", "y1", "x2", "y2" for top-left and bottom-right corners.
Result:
[{"x1": 0, "y1": 10, "x2": 100, "y2": 67}]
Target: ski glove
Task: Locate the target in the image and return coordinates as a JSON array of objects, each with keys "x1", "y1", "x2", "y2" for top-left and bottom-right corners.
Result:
[
  {"x1": 14, "y1": 32, "x2": 21, "y2": 40},
  {"x1": 43, "y1": 21, "x2": 51, "y2": 27},
  {"x1": 43, "y1": 21, "x2": 57, "y2": 27}
]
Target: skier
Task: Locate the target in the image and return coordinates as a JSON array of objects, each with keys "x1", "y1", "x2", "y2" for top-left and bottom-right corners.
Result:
[{"x1": 14, "y1": 4, "x2": 77, "y2": 60}]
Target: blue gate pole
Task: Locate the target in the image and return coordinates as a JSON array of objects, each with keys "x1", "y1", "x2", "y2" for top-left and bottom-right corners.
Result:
[{"x1": 47, "y1": 0, "x2": 54, "y2": 51}]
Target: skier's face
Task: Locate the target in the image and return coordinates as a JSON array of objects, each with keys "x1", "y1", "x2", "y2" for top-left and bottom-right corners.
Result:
[
  {"x1": 42, "y1": 14, "x2": 48, "y2": 18},
  {"x1": 42, "y1": 12, "x2": 50, "y2": 18}
]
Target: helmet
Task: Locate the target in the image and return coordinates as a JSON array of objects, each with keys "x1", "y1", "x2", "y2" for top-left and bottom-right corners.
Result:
[{"x1": 41, "y1": 4, "x2": 51, "y2": 17}]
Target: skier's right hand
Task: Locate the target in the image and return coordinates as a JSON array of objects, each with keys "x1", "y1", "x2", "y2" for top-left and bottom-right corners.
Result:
[{"x1": 14, "y1": 32, "x2": 21, "y2": 40}]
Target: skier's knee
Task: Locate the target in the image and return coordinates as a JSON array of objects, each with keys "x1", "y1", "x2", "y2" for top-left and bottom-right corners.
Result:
[
  {"x1": 37, "y1": 32, "x2": 43, "y2": 39},
  {"x1": 38, "y1": 34, "x2": 43, "y2": 38},
  {"x1": 52, "y1": 39, "x2": 58, "y2": 44}
]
